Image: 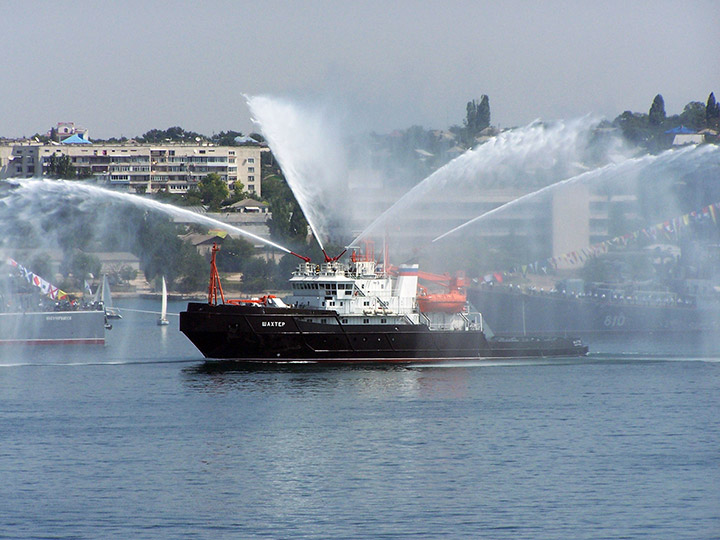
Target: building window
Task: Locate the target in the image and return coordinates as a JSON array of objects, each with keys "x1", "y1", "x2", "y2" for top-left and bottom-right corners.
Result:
[{"x1": 248, "y1": 175, "x2": 254, "y2": 181}]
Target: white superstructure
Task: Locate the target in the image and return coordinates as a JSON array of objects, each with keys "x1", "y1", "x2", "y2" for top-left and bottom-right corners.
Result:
[
  {"x1": 288, "y1": 257, "x2": 482, "y2": 331},
  {"x1": 289, "y1": 259, "x2": 420, "y2": 325}
]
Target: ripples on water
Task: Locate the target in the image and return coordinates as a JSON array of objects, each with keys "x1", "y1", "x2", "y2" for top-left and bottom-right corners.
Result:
[{"x1": 0, "y1": 299, "x2": 718, "y2": 539}]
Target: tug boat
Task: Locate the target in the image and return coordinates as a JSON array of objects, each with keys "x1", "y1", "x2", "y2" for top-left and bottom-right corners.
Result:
[{"x1": 180, "y1": 244, "x2": 588, "y2": 364}]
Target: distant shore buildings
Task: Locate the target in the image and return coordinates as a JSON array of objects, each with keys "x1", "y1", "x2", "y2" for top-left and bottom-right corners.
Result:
[{"x1": 0, "y1": 126, "x2": 265, "y2": 197}]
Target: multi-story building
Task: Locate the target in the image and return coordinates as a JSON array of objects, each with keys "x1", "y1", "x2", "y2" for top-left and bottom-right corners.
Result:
[{"x1": 0, "y1": 142, "x2": 264, "y2": 197}]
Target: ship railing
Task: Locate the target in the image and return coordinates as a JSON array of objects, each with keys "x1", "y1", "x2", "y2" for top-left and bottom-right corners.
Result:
[{"x1": 459, "y1": 310, "x2": 483, "y2": 332}]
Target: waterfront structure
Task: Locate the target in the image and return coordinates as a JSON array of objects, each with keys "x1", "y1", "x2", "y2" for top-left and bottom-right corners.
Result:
[
  {"x1": 349, "y1": 185, "x2": 637, "y2": 267},
  {"x1": 0, "y1": 142, "x2": 264, "y2": 197}
]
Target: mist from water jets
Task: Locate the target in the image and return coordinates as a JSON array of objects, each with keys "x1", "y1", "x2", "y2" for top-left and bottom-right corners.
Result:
[
  {"x1": 353, "y1": 117, "x2": 630, "y2": 257},
  {"x1": 433, "y1": 144, "x2": 720, "y2": 244},
  {"x1": 0, "y1": 179, "x2": 295, "y2": 254},
  {"x1": 246, "y1": 95, "x2": 349, "y2": 251},
  {"x1": 246, "y1": 94, "x2": 432, "y2": 252}
]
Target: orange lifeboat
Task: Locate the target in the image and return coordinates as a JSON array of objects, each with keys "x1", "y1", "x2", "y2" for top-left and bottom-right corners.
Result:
[{"x1": 417, "y1": 288, "x2": 467, "y2": 314}]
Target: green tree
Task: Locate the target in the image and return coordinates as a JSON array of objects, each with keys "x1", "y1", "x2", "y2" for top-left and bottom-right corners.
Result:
[
  {"x1": 118, "y1": 265, "x2": 138, "y2": 283},
  {"x1": 613, "y1": 110, "x2": 650, "y2": 144},
  {"x1": 64, "y1": 251, "x2": 102, "y2": 285},
  {"x1": 679, "y1": 101, "x2": 706, "y2": 130},
  {"x1": 262, "y1": 174, "x2": 308, "y2": 245},
  {"x1": 707, "y1": 92, "x2": 720, "y2": 127},
  {"x1": 463, "y1": 95, "x2": 491, "y2": 145},
  {"x1": 215, "y1": 237, "x2": 255, "y2": 272},
  {"x1": 210, "y1": 130, "x2": 244, "y2": 146},
  {"x1": 648, "y1": 94, "x2": 666, "y2": 126},
  {"x1": 28, "y1": 254, "x2": 52, "y2": 281},
  {"x1": 175, "y1": 243, "x2": 207, "y2": 293},
  {"x1": 138, "y1": 126, "x2": 204, "y2": 144},
  {"x1": 190, "y1": 173, "x2": 229, "y2": 211},
  {"x1": 46, "y1": 154, "x2": 76, "y2": 179}
]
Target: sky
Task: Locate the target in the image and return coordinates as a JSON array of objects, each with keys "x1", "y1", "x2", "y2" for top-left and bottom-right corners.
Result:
[{"x1": 2, "y1": 0, "x2": 718, "y2": 139}]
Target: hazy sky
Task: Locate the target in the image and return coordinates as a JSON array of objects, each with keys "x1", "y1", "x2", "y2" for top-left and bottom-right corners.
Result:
[{"x1": 2, "y1": 0, "x2": 718, "y2": 139}]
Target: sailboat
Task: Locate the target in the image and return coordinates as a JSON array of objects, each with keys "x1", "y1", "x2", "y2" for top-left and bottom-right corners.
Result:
[
  {"x1": 157, "y1": 276, "x2": 169, "y2": 326},
  {"x1": 101, "y1": 274, "x2": 122, "y2": 319}
]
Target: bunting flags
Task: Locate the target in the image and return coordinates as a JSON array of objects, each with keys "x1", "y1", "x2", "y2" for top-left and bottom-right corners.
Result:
[
  {"x1": 482, "y1": 201, "x2": 720, "y2": 283},
  {"x1": 6, "y1": 258, "x2": 68, "y2": 300}
]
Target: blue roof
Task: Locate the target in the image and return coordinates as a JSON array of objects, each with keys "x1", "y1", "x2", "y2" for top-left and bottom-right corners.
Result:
[
  {"x1": 61, "y1": 133, "x2": 91, "y2": 144},
  {"x1": 664, "y1": 125, "x2": 696, "y2": 134}
]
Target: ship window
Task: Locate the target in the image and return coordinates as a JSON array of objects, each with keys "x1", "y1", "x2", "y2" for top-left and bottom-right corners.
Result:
[
  {"x1": 381, "y1": 318, "x2": 387, "y2": 323},
  {"x1": 364, "y1": 301, "x2": 369, "y2": 306},
  {"x1": 340, "y1": 302, "x2": 343, "y2": 306},
  {"x1": 342, "y1": 319, "x2": 347, "y2": 323},
  {"x1": 321, "y1": 319, "x2": 327, "y2": 323},
  {"x1": 363, "y1": 319, "x2": 369, "y2": 324}
]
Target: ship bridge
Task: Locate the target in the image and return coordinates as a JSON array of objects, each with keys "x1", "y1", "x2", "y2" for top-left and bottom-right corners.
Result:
[{"x1": 288, "y1": 261, "x2": 420, "y2": 324}]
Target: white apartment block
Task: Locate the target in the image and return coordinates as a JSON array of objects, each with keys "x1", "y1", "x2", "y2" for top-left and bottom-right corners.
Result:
[{"x1": 0, "y1": 142, "x2": 264, "y2": 197}]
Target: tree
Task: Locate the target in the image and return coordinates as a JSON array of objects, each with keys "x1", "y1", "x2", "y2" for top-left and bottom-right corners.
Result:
[
  {"x1": 613, "y1": 110, "x2": 650, "y2": 144},
  {"x1": 46, "y1": 154, "x2": 76, "y2": 179},
  {"x1": 648, "y1": 94, "x2": 666, "y2": 126},
  {"x1": 463, "y1": 95, "x2": 491, "y2": 145},
  {"x1": 477, "y1": 95, "x2": 491, "y2": 131},
  {"x1": 64, "y1": 251, "x2": 102, "y2": 285},
  {"x1": 679, "y1": 101, "x2": 706, "y2": 130},
  {"x1": 211, "y1": 130, "x2": 244, "y2": 146},
  {"x1": 138, "y1": 126, "x2": 204, "y2": 144},
  {"x1": 192, "y1": 173, "x2": 229, "y2": 211},
  {"x1": 262, "y1": 174, "x2": 308, "y2": 245},
  {"x1": 28, "y1": 254, "x2": 52, "y2": 281},
  {"x1": 707, "y1": 92, "x2": 720, "y2": 127},
  {"x1": 215, "y1": 237, "x2": 255, "y2": 272}
]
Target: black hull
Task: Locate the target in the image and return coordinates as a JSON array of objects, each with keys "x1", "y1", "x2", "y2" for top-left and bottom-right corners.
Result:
[
  {"x1": 468, "y1": 287, "x2": 720, "y2": 336},
  {"x1": 179, "y1": 302, "x2": 588, "y2": 364}
]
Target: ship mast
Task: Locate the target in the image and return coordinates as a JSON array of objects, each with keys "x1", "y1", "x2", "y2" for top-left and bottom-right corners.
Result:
[{"x1": 207, "y1": 243, "x2": 226, "y2": 305}]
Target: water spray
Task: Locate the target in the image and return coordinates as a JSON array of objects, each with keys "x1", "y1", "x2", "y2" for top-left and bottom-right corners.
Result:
[
  {"x1": 352, "y1": 117, "x2": 621, "y2": 249},
  {"x1": 1, "y1": 179, "x2": 303, "y2": 257},
  {"x1": 432, "y1": 144, "x2": 720, "y2": 243}
]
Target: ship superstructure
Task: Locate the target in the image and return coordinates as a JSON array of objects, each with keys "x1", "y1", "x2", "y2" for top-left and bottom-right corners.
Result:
[{"x1": 287, "y1": 255, "x2": 481, "y2": 332}]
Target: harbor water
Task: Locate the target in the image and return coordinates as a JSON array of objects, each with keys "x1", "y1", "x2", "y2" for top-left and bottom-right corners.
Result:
[{"x1": 1, "y1": 298, "x2": 718, "y2": 539}]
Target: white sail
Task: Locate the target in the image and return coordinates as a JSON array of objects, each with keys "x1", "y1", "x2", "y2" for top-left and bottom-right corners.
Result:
[
  {"x1": 102, "y1": 274, "x2": 122, "y2": 319},
  {"x1": 157, "y1": 276, "x2": 169, "y2": 325}
]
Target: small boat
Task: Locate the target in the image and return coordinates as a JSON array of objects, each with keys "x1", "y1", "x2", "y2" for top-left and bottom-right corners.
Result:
[
  {"x1": 100, "y1": 274, "x2": 122, "y2": 320},
  {"x1": 157, "y1": 276, "x2": 169, "y2": 326}
]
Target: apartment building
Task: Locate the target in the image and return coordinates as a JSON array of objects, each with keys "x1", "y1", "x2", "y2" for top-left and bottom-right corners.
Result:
[{"x1": 0, "y1": 142, "x2": 264, "y2": 197}]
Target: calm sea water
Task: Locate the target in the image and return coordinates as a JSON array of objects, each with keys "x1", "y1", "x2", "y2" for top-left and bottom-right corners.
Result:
[{"x1": 1, "y1": 298, "x2": 718, "y2": 539}]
